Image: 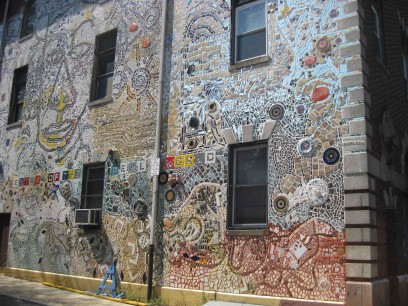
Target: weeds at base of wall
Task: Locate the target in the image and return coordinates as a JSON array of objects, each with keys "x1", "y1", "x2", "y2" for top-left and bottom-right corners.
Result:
[
  {"x1": 148, "y1": 297, "x2": 171, "y2": 306},
  {"x1": 119, "y1": 283, "x2": 145, "y2": 303}
]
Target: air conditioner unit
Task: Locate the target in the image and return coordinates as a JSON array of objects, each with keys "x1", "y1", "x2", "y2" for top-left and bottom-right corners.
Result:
[{"x1": 75, "y1": 209, "x2": 102, "y2": 226}]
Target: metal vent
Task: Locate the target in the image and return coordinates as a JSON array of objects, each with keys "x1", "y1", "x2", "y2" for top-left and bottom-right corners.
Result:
[
  {"x1": 75, "y1": 209, "x2": 90, "y2": 224},
  {"x1": 75, "y1": 209, "x2": 102, "y2": 225}
]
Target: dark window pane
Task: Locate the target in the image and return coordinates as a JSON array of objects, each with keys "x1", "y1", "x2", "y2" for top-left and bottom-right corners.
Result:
[
  {"x1": 99, "y1": 31, "x2": 117, "y2": 52},
  {"x1": 235, "y1": 146, "x2": 267, "y2": 185},
  {"x1": 88, "y1": 167, "x2": 105, "y2": 180},
  {"x1": 98, "y1": 52, "x2": 115, "y2": 75},
  {"x1": 237, "y1": 3, "x2": 265, "y2": 34},
  {"x1": 14, "y1": 104, "x2": 23, "y2": 122},
  {"x1": 16, "y1": 85, "x2": 26, "y2": 103},
  {"x1": 82, "y1": 163, "x2": 105, "y2": 209},
  {"x1": 21, "y1": 1, "x2": 36, "y2": 38},
  {"x1": 234, "y1": 186, "x2": 267, "y2": 224},
  {"x1": 374, "y1": 36, "x2": 382, "y2": 60},
  {"x1": 237, "y1": 30, "x2": 266, "y2": 61},
  {"x1": 16, "y1": 69, "x2": 28, "y2": 83},
  {"x1": 96, "y1": 74, "x2": 113, "y2": 99},
  {"x1": 92, "y1": 30, "x2": 117, "y2": 101},
  {"x1": 85, "y1": 196, "x2": 103, "y2": 209},
  {"x1": 9, "y1": 66, "x2": 28, "y2": 124},
  {"x1": 86, "y1": 180, "x2": 104, "y2": 195},
  {"x1": 25, "y1": 21, "x2": 35, "y2": 36}
]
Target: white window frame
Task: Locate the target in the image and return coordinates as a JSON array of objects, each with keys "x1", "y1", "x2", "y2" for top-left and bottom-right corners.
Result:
[{"x1": 234, "y1": 0, "x2": 268, "y2": 63}]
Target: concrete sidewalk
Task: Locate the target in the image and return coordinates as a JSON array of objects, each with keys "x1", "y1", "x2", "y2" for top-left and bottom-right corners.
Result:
[{"x1": 0, "y1": 274, "x2": 130, "y2": 306}]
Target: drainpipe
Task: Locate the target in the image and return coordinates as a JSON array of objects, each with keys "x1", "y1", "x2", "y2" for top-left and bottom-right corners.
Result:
[
  {"x1": 0, "y1": 0, "x2": 11, "y2": 59},
  {"x1": 147, "y1": 0, "x2": 168, "y2": 301}
]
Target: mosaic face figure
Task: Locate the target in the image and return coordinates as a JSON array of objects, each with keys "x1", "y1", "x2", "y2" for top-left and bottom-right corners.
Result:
[{"x1": 36, "y1": 19, "x2": 95, "y2": 162}]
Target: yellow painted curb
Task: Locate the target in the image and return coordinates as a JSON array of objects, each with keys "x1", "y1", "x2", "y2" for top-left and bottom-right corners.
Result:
[{"x1": 41, "y1": 282, "x2": 147, "y2": 306}]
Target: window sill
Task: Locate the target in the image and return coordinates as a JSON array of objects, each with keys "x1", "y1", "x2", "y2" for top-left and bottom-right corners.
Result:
[
  {"x1": 88, "y1": 96, "x2": 113, "y2": 107},
  {"x1": 226, "y1": 228, "x2": 268, "y2": 236},
  {"x1": 18, "y1": 34, "x2": 33, "y2": 43},
  {"x1": 6, "y1": 121, "x2": 22, "y2": 130},
  {"x1": 229, "y1": 55, "x2": 271, "y2": 71}
]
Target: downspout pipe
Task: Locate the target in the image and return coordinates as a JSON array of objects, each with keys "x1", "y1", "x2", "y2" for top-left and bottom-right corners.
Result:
[
  {"x1": 147, "y1": 0, "x2": 168, "y2": 301},
  {"x1": 0, "y1": 0, "x2": 11, "y2": 59}
]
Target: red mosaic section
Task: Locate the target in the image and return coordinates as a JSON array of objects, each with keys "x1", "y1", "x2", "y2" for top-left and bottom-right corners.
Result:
[{"x1": 166, "y1": 219, "x2": 345, "y2": 301}]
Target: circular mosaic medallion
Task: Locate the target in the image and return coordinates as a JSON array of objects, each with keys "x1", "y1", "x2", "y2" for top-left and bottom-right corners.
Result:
[
  {"x1": 110, "y1": 178, "x2": 121, "y2": 192},
  {"x1": 323, "y1": 147, "x2": 340, "y2": 165},
  {"x1": 305, "y1": 179, "x2": 329, "y2": 206},
  {"x1": 158, "y1": 172, "x2": 168, "y2": 185},
  {"x1": 208, "y1": 101, "x2": 217, "y2": 113},
  {"x1": 187, "y1": 138, "x2": 198, "y2": 149},
  {"x1": 268, "y1": 104, "x2": 285, "y2": 120},
  {"x1": 274, "y1": 196, "x2": 289, "y2": 214},
  {"x1": 297, "y1": 137, "x2": 314, "y2": 156},
  {"x1": 316, "y1": 36, "x2": 331, "y2": 53},
  {"x1": 128, "y1": 173, "x2": 137, "y2": 186},
  {"x1": 132, "y1": 68, "x2": 150, "y2": 93},
  {"x1": 165, "y1": 189, "x2": 176, "y2": 202},
  {"x1": 188, "y1": 117, "x2": 200, "y2": 130}
]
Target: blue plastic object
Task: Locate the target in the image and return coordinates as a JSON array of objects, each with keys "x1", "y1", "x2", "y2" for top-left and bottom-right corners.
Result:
[{"x1": 95, "y1": 263, "x2": 123, "y2": 298}]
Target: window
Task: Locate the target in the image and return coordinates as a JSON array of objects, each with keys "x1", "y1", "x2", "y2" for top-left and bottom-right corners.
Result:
[
  {"x1": 91, "y1": 29, "x2": 117, "y2": 102},
  {"x1": 403, "y1": 53, "x2": 408, "y2": 96},
  {"x1": 20, "y1": 0, "x2": 36, "y2": 38},
  {"x1": 81, "y1": 163, "x2": 105, "y2": 209},
  {"x1": 228, "y1": 142, "x2": 268, "y2": 229},
  {"x1": 8, "y1": 65, "x2": 28, "y2": 124},
  {"x1": 233, "y1": 0, "x2": 267, "y2": 63},
  {"x1": 372, "y1": 3, "x2": 385, "y2": 63}
]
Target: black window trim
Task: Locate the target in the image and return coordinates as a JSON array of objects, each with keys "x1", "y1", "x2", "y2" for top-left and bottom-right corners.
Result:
[
  {"x1": 20, "y1": 0, "x2": 35, "y2": 39},
  {"x1": 90, "y1": 28, "x2": 117, "y2": 103},
  {"x1": 372, "y1": 1, "x2": 385, "y2": 65},
  {"x1": 231, "y1": 0, "x2": 268, "y2": 65},
  {"x1": 81, "y1": 162, "x2": 105, "y2": 209},
  {"x1": 8, "y1": 65, "x2": 28, "y2": 125},
  {"x1": 403, "y1": 53, "x2": 408, "y2": 97},
  {"x1": 227, "y1": 140, "x2": 269, "y2": 230}
]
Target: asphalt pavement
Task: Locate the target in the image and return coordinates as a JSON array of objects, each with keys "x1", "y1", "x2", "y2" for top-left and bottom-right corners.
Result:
[
  {"x1": 0, "y1": 294, "x2": 45, "y2": 305},
  {"x1": 0, "y1": 274, "x2": 128, "y2": 306}
]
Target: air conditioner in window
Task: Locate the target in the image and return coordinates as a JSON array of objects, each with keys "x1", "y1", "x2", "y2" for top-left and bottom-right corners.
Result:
[{"x1": 75, "y1": 209, "x2": 102, "y2": 226}]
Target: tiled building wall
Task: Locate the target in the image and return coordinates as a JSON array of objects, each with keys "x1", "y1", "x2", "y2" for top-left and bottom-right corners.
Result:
[
  {"x1": 0, "y1": 0, "x2": 161, "y2": 284},
  {"x1": 157, "y1": 0, "x2": 363, "y2": 302},
  {"x1": 4, "y1": 0, "x2": 407, "y2": 304}
]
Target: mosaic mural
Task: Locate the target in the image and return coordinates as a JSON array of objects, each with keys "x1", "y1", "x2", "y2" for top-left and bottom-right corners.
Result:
[
  {"x1": 159, "y1": 0, "x2": 348, "y2": 301},
  {"x1": 0, "y1": 0, "x2": 160, "y2": 284},
  {"x1": 0, "y1": 0, "x2": 354, "y2": 303}
]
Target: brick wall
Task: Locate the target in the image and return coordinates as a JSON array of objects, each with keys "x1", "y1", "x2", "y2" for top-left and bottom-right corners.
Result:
[{"x1": 360, "y1": 0, "x2": 408, "y2": 277}]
